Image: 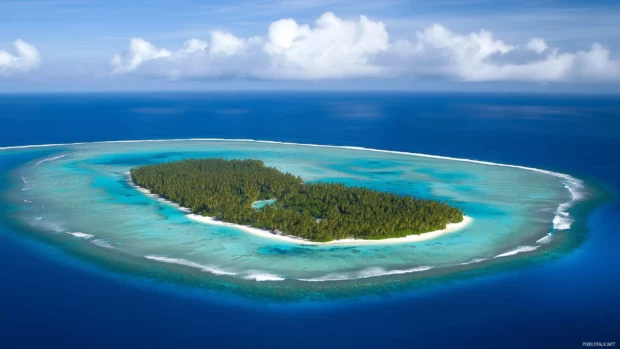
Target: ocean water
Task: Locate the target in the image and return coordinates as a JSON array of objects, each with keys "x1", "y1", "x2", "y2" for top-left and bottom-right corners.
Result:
[{"x1": 0, "y1": 92, "x2": 618, "y2": 348}]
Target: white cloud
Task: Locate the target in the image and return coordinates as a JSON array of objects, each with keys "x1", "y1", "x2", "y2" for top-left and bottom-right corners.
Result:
[
  {"x1": 209, "y1": 31, "x2": 249, "y2": 56},
  {"x1": 526, "y1": 38, "x2": 548, "y2": 54},
  {"x1": 573, "y1": 43, "x2": 620, "y2": 81},
  {"x1": 111, "y1": 36, "x2": 263, "y2": 79},
  {"x1": 111, "y1": 13, "x2": 389, "y2": 80},
  {"x1": 262, "y1": 12, "x2": 389, "y2": 79},
  {"x1": 110, "y1": 13, "x2": 620, "y2": 83},
  {"x1": 410, "y1": 24, "x2": 619, "y2": 82},
  {"x1": 112, "y1": 38, "x2": 172, "y2": 73},
  {"x1": 0, "y1": 39, "x2": 41, "y2": 75},
  {"x1": 417, "y1": 24, "x2": 515, "y2": 58},
  {"x1": 184, "y1": 39, "x2": 208, "y2": 53},
  {"x1": 412, "y1": 24, "x2": 517, "y2": 80}
]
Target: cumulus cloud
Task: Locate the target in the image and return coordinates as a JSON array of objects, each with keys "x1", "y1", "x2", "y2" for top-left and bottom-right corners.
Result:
[
  {"x1": 262, "y1": 12, "x2": 389, "y2": 79},
  {"x1": 111, "y1": 12, "x2": 389, "y2": 80},
  {"x1": 417, "y1": 24, "x2": 515, "y2": 58},
  {"x1": 184, "y1": 39, "x2": 208, "y2": 53},
  {"x1": 209, "y1": 31, "x2": 250, "y2": 56},
  {"x1": 409, "y1": 24, "x2": 619, "y2": 82},
  {"x1": 412, "y1": 24, "x2": 517, "y2": 80},
  {"x1": 526, "y1": 38, "x2": 548, "y2": 54},
  {"x1": 111, "y1": 38, "x2": 172, "y2": 73},
  {"x1": 573, "y1": 43, "x2": 620, "y2": 81},
  {"x1": 0, "y1": 39, "x2": 41, "y2": 75},
  {"x1": 110, "y1": 13, "x2": 620, "y2": 83}
]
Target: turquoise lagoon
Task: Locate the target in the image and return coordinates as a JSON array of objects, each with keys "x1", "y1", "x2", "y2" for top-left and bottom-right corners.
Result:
[{"x1": 2, "y1": 140, "x2": 587, "y2": 294}]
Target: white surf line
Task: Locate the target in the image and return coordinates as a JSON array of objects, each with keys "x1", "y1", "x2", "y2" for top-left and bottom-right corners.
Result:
[
  {"x1": 35, "y1": 153, "x2": 70, "y2": 166},
  {"x1": 493, "y1": 245, "x2": 540, "y2": 258},
  {"x1": 298, "y1": 266, "x2": 434, "y2": 282},
  {"x1": 536, "y1": 234, "x2": 554, "y2": 244},
  {"x1": 90, "y1": 239, "x2": 118, "y2": 250},
  {"x1": 243, "y1": 273, "x2": 286, "y2": 281},
  {"x1": 67, "y1": 232, "x2": 94, "y2": 239},
  {"x1": 0, "y1": 138, "x2": 256, "y2": 152},
  {"x1": 2, "y1": 138, "x2": 584, "y2": 237},
  {"x1": 21, "y1": 176, "x2": 30, "y2": 191},
  {"x1": 457, "y1": 258, "x2": 487, "y2": 266},
  {"x1": 145, "y1": 255, "x2": 236, "y2": 276}
]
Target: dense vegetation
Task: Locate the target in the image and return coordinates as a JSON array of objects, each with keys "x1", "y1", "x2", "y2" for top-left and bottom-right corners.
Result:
[{"x1": 130, "y1": 159, "x2": 464, "y2": 242}]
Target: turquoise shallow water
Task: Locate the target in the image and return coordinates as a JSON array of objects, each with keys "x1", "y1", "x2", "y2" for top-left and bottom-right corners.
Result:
[
  {"x1": 4, "y1": 140, "x2": 582, "y2": 284},
  {"x1": 252, "y1": 199, "x2": 276, "y2": 209}
]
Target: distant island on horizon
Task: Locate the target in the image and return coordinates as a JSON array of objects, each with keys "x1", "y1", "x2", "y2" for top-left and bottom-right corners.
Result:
[{"x1": 129, "y1": 158, "x2": 464, "y2": 242}]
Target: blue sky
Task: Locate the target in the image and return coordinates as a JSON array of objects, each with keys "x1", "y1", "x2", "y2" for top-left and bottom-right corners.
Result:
[{"x1": 1, "y1": 0, "x2": 619, "y2": 92}]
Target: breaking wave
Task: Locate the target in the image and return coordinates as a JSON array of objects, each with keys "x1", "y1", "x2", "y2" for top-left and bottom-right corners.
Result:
[
  {"x1": 298, "y1": 266, "x2": 433, "y2": 282},
  {"x1": 536, "y1": 234, "x2": 554, "y2": 244},
  {"x1": 243, "y1": 273, "x2": 286, "y2": 281},
  {"x1": 67, "y1": 232, "x2": 94, "y2": 239},
  {"x1": 90, "y1": 239, "x2": 115, "y2": 249},
  {"x1": 494, "y1": 246, "x2": 540, "y2": 258},
  {"x1": 35, "y1": 154, "x2": 70, "y2": 166},
  {"x1": 145, "y1": 256, "x2": 236, "y2": 276},
  {"x1": 458, "y1": 258, "x2": 487, "y2": 265}
]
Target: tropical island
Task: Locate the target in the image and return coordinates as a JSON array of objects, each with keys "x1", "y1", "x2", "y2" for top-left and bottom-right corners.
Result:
[{"x1": 129, "y1": 158, "x2": 465, "y2": 242}]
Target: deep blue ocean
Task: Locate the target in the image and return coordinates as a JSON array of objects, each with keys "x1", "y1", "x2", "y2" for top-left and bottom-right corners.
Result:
[{"x1": 0, "y1": 92, "x2": 618, "y2": 348}]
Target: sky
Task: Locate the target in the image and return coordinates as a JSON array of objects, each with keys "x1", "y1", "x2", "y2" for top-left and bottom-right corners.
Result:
[{"x1": 1, "y1": 0, "x2": 619, "y2": 92}]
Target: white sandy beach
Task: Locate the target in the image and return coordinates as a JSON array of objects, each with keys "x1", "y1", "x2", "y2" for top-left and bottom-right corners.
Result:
[
  {"x1": 126, "y1": 172, "x2": 473, "y2": 246},
  {"x1": 187, "y1": 213, "x2": 473, "y2": 246}
]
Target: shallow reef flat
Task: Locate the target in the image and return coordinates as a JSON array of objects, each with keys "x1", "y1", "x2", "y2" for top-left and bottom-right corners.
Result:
[{"x1": 0, "y1": 139, "x2": 588, "y2": 290}]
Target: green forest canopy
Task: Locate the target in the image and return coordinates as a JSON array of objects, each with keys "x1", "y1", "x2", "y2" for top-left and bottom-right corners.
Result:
[{"x1": 130, "y1": 158, "x2": 464, "y2": 242}]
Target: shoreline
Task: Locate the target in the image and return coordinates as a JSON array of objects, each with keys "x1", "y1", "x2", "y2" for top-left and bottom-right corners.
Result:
[
  {"x1": 188, "y1": 213, "x2": 473, "y2": 246},
  {"x1": 126, "y1": 172, "x2": 473, "y2": 246}
]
